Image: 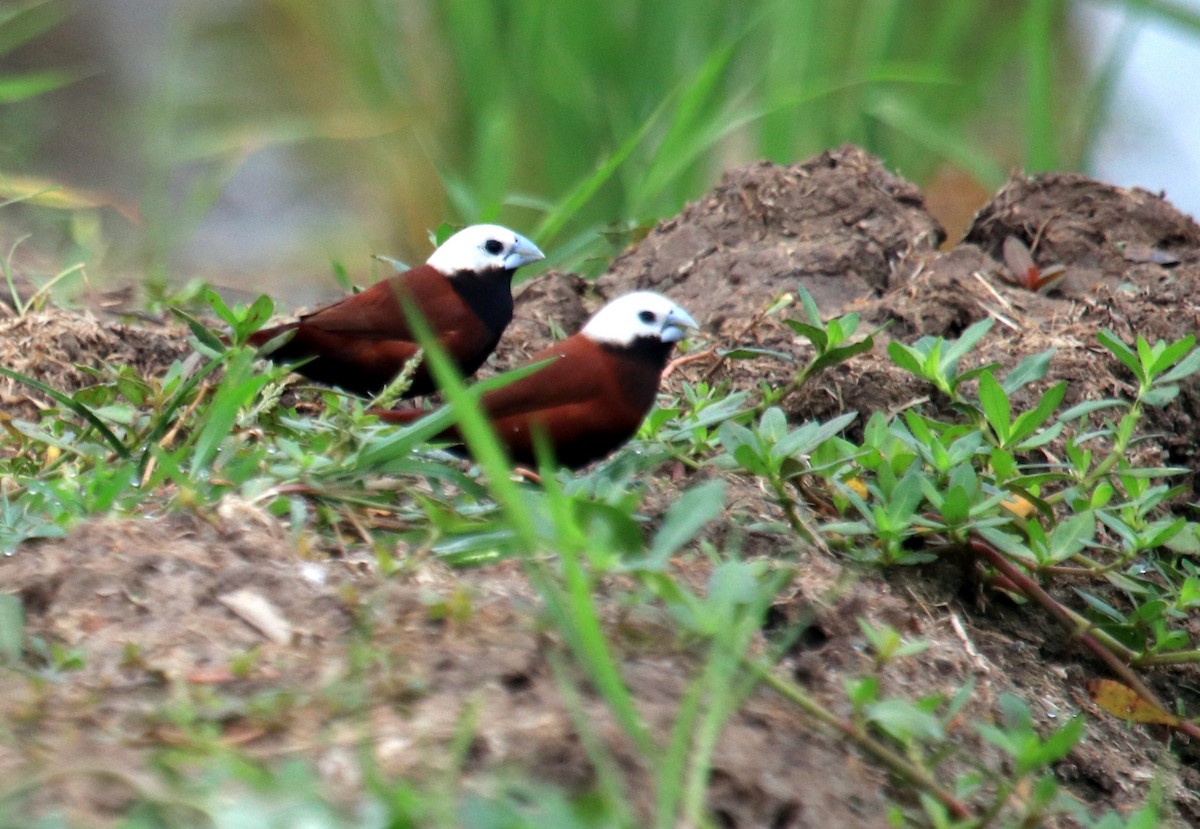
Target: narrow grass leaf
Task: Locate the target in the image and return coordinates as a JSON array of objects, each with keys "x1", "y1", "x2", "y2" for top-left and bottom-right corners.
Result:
[
  {"x1": 0, "y1": 593, "x2": 22, "y2": 663},
  {"x1": 189, "y1": 349, "x2": 261, "y2": 472},
  {"x1": 867, "y1": 95, "x2": 1007, "y2": 186},
  {"x1": 1023, "y1": 0, "x2": 1058, "y2": 171},
  {"x1": 0, "y1": 366, "x2": 129, "y2": 459},
  {"x1": 533, "y1": 98, "x2": 663, "y2": 246}
]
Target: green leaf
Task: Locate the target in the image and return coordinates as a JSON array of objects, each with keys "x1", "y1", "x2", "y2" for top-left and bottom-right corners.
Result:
[
  {"x1": 1046, "y1": 509, "x2": 1095, "y2": 563},
  {"x1": 810, "y1": 334, "x2": 876, "y2": 374},
  {"x1": 719, "y1": 346, "x2": 795, "y2": 362},
  {"x1": 717, "y1": 419, "x2": 756, "y2": 457},
  {"x1": 646, "y1": 481, "x2": 726, "y2": 567},
  {"x1": 1143, "y1": 517, "x2": 1186, "y2": 550},
  {"x1": 773, "y1": 412, "x2": 858, "y2": 461},
  {"x1": 1096, "y1": 329, "x2": 1143, "y2": 383},
  {"x1": 0, "y1": 69, "x2": 76, "y2": 103},
  {"x1": 798, "y1": 286, "x2": 823, "y2": 327},
  {"x1": 169, "y1": 306, "x2": 226, "y2": 352},
  {"x1": 1148, "y1": 334, "x2": 1196, "y2": 377},
  {"x1": 785, "y1": 319, "x2": 828, "y2": 351},
  {"x1": 940, "y1": 484, "x2": 970, "y2": 526},
  {"x1": 845, "y1": 676, "x2": 878, "y2": 708},
  {"x1": 978, "y1": 371, "x2": 1011, "y2": 444},
  {"x1": 1008, "y1": 380, "x2": 1066, "y2": 446},
  {"x1": 203, "y1": 286, "x2": 240, "y2": 330},
  {"x1": 866, "y1": 699, "x2": 944, "y2": 743},
  {"x1": 189, "y1": 348, "x2": 265, "y2": 472},
  {"x1": 759, "y1": 407, "x2": 788, "y2": 443},
  {"x1": 1141, "y1": 385, "x2": 1180, "y2": 407},
  {"x1": 887, "y1": 469, "x2": 926, "y2": 525},
  {"x1": 1158, "y1": 342, "x2": 1200, "y2": 383},
  {"x1": 705, "y1": 560, "x2": 764, "y2": 614},
  {"x1": 1164, "y1": 523, "x2": 1200, "y2": 556},
  {"x1": 1001, "y1": 349, "x2": 1055, "y2": 393},
  {"x1": 940, "y1": 318, "x2": 994, "y2": 371},
  {"x1": 1073, "y1": 588, "x2": 1126, "y2": 623},
  {"x1": 732, "y1": 444, "x2": 770, "y2": 476},
  {"x1": 1058, "y1": 398, "x2": 1124, "y2": 421},
  {"x1": 1034, "y1": 716, "x2": 1085, "y2": 771},
  {"x1": 235, "y1": 294, "x2": 276, "y2": 342},
  {"x1": 887, "y1": 341, "x2": 925, "y2": 377},
  {"x1": 1012, "y1": 420, "x2": 1063, "y2": 451},
  {"x1": 977, "y1": 526, "x2": 1037, "y2": 564}
]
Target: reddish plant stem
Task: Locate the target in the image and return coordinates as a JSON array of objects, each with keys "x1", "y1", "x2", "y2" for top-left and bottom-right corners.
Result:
[
  {"x1": 750, "y1": 662, "x2": 973, "y2": 820},
  {"x1": 964, "y1": 536, "x2": 1200, "y2": 742}
]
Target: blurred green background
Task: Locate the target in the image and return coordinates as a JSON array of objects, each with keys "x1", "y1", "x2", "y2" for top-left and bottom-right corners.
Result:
[{"x1": 0, "y1": 0, "x2": 1196, "y2": 303}]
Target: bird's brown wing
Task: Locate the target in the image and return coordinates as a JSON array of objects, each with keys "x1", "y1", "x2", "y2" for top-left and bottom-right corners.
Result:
[
  {"x1": 298, "y1": 266, "x2": 470, "y2": 340},
  {"x1": 476, "y1": 336, "x2": 609, "y2": 420},
  {"x1": 374, "y1": 336, "x2": 662, "y2": 466},
  {"x1": 370, "y1": 341, "x2": 600, "y2": 427}
]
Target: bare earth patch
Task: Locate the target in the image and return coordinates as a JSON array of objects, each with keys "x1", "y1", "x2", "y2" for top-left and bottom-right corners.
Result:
[{"x1": 3, "y1": 144, "x2": 1200, "y2": 824}]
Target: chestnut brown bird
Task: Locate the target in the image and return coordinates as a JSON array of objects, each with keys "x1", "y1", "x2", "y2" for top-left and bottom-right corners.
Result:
[
  {"x1": 248, "y1": 224, "x2": 544, "y2": 397},
  {"x1": 374, "y1": 291, "x2": 699, "y2": 468}
]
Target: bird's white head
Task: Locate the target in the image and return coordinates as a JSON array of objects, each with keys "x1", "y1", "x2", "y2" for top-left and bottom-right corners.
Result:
[
  {"x1": 425, "y1": 224, "x2": 544, "y2": 274},
  {"x1": 582, "y1": 291, "x2": 699, "y2": 347}
]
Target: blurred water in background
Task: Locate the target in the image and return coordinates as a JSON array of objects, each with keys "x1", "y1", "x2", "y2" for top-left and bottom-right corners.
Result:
[
  {"x1": 8, "y1": 0, "x2": 387, "y2": 304},
  {"x1": 1074, "y1": 1, "x2": 1200, "y2": 221},
  {"x1": 5, "y1": 0, "x2": 1200, "y2": 305}
]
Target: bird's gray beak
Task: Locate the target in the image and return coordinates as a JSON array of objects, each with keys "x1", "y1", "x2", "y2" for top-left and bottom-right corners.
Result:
[
  {"x1": 504, "y1": 234, "x2": 545, "y2": 270},
  {"x1": 661, "y1": 305, "x2": 699, "y2": 343}
]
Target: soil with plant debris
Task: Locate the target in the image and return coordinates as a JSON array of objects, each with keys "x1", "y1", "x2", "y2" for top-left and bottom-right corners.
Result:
[{"x1": 3, "y1": 144, "x2": 1200, "y2": 825}]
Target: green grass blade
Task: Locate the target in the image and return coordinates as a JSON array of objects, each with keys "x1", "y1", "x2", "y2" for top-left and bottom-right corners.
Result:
[
  {"x1": 188, "y1": 348, "x2": 265, "y2": 472},
  {"x1": 1023, "y1": 0, "x2": 1058, "y2": 171},
  {"x1": 0, "y1": 366, "x2": 130, "y2": 459},
  {"x1": 867, "y1": 95, "x2": 1007, "y2": 187},
  {"x1": 533, "y1": 95, "x2": 666, "y2": 247}
]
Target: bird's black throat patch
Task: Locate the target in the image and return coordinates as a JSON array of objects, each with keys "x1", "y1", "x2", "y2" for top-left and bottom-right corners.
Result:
[
  {"x1": 605, "y1": 336, "x2": 675, "y2": 368},
  {"x1": 602, "y1": 337, "x2": 675, "y2": 412},
  {"x1": 448, "y1": 268, "x2": 516, "y2": 335}
]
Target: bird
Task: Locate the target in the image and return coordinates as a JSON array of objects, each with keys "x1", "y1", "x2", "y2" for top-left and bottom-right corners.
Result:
[
  {"x1": 248, "y1": 224, "x2": 544, "y2": 398},
  {"x1": 373, "y1": 291, "x2": 699, "y2": 469}
]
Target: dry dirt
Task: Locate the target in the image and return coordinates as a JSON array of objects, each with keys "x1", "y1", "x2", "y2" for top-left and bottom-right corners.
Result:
[{"x1": 3, "y1": 144, "x2": 1200, "y2": 826}]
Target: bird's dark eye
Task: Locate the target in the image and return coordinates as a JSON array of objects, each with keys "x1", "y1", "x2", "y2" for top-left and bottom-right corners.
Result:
[
  {"x1": 484, "y1": 239, "x2": 505, "y2": 255},
  {"x1": 638, "y1": 310, "x2": 656, "y2": 324}
]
